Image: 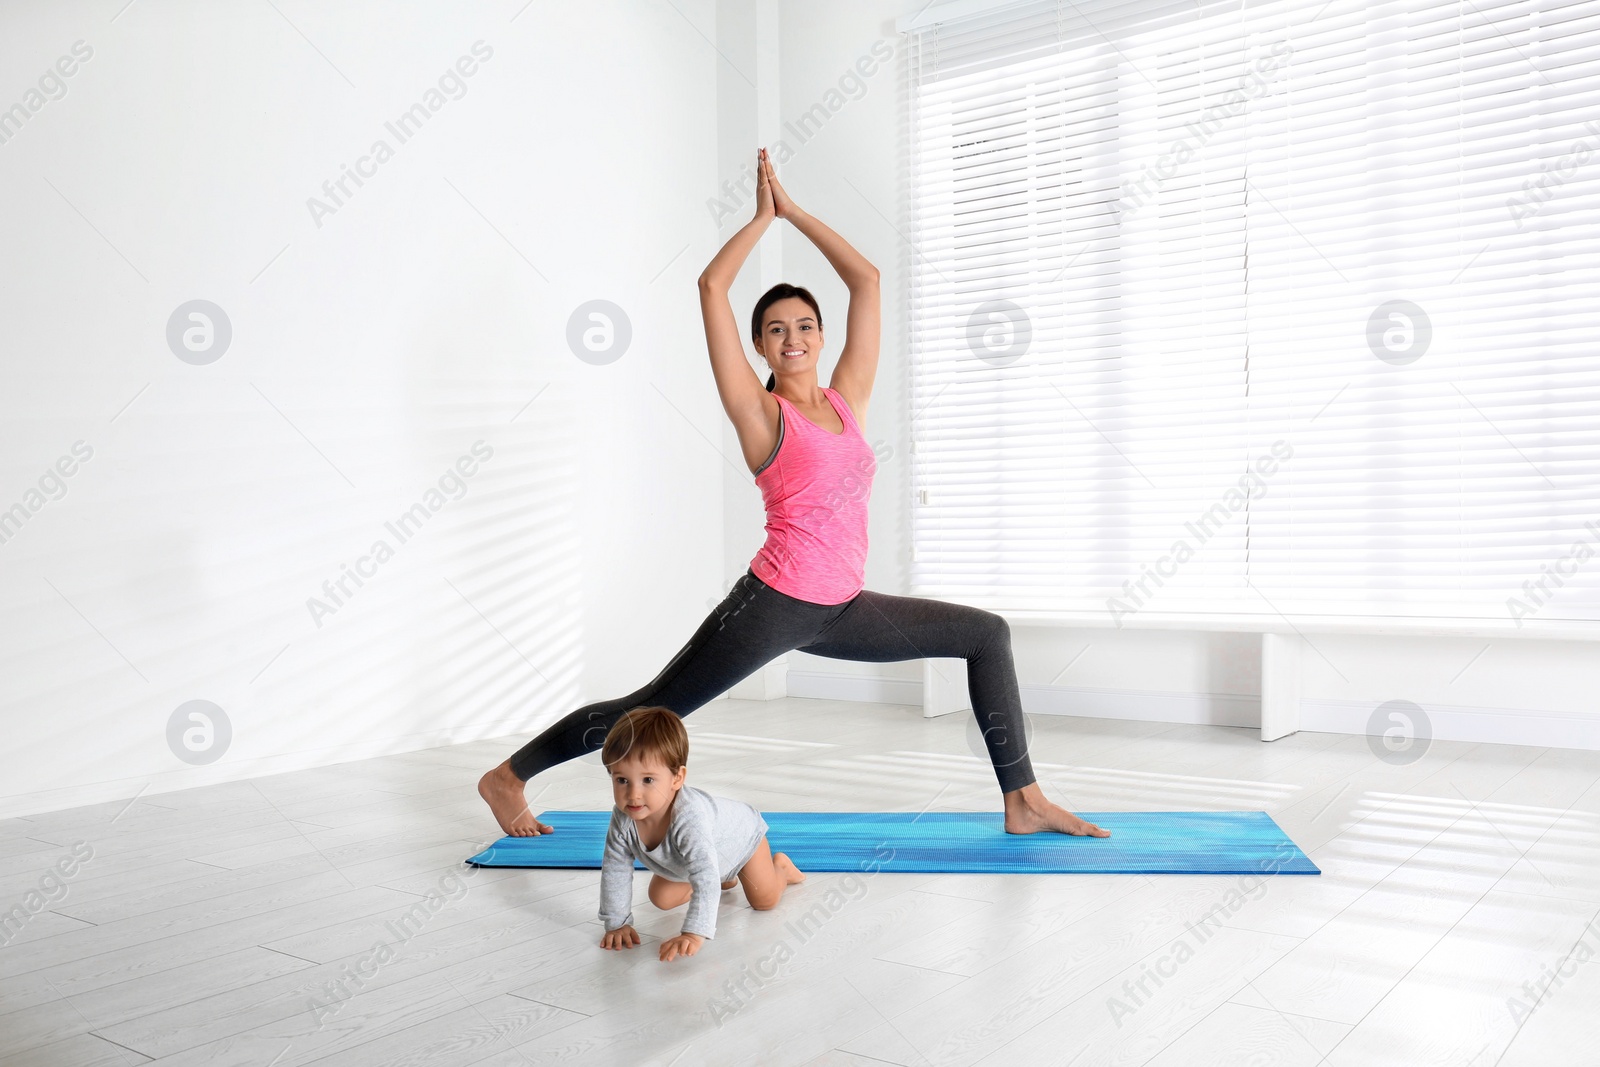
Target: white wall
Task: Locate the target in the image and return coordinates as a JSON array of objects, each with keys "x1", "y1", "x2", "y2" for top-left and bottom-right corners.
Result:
[
  {"x1": 0, "y1": 0, "x2": 730, "y2": 817},
  {"x1": 6, "y1": 0, "x2": 1595, "y2": 825},
  {"x1": 767, "y1": 0, "x2": 1600, "y2": 750}
]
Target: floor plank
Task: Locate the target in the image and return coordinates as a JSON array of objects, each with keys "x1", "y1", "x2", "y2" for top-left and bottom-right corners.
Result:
[{"x1": 0, "y1": 697, "x2": 1593, "y2": 1066}]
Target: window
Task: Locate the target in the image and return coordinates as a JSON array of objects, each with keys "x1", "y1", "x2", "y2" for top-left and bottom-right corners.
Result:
[{"x1": 902, "y1": 0, "x2": 1600, "y2": 627}]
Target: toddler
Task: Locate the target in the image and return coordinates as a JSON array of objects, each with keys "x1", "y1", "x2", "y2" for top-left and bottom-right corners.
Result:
[{"x1": 597, "y1": 705, "x2": 805, "y2": 962}]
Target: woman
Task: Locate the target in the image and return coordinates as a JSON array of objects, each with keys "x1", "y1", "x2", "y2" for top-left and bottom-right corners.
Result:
[{"x1": 479, "y1": 148, "x2": 1109, "y2": 841}]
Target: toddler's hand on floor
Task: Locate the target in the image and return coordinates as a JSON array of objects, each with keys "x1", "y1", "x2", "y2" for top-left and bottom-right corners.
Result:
[
  {"x1": 600, "y1": 925, "x2": 640, "y2": 950},
  {"x1": 659, "y1": 932, "x2": 704, "y2": 962}
]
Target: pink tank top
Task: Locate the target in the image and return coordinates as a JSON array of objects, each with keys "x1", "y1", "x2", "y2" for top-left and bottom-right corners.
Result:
[{"x1": 749, "y1": 386, "x2": 877, "y2": 605}]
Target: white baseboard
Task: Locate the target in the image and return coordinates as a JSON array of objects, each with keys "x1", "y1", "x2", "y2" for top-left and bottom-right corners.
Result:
[
  {"x1": 0, "y1": 715, "x2": 547, "y2": 821},
  {"x1": 786, "y1": 670, "x2": 923, "y2": 707},
  {"x1": 787, "y1": 670, "x2": 1255, "y2": 726},
  {"x1": 1300, "y1": 698, "x2": 1600, "y2": 751},
  {"x1": 788, "y1": 669, "x2": 1600, "y2": 750},
  {"x1": 1019, "y1": 684, "x2": 1260, "y2": 729}
]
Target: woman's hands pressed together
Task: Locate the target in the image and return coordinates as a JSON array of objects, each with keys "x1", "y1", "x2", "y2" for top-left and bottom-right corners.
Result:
[
  {"x1": 755, "y1": 147, "x2": 800, "y2": 223},
  {"x1": 764, "y1": 148, "x2": 799, "y2": 220},
  {"x1": 753, "y1": 147, "x2": 776, "y2": 222}
]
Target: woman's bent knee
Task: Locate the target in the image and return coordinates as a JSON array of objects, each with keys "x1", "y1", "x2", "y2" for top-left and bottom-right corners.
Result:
[{"x1": 972, "y1": 607, "x2": 1009, "y2": 644}]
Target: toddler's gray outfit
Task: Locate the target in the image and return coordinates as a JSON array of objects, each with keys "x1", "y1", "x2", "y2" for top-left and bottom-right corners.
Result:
[{"x1": 598, "y1": 784, "x2": 768, "y2": 939}]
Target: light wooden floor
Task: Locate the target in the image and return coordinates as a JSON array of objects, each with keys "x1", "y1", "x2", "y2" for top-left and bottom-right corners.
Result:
[{"x1": 3, "y1": 697, "x2": 1598, "y2": 1066}]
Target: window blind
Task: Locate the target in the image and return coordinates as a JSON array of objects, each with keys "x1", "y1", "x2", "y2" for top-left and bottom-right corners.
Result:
[{"x1": 902, "y1": 0, "x2": 1600, "y2": 627}]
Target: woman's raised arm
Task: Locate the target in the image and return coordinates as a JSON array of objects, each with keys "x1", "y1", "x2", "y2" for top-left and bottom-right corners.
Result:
[
  {"x1": 699, "y1": 149, "x2": 778, "y2": 458},
  {"x1": 761, "y1": 155, "x2": 881, "y2": 419}
]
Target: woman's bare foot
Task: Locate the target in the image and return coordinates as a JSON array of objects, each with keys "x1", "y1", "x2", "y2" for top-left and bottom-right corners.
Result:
[
  {"x1": 477, "y1": 760, "x2": 554, "y2": 837},
  {"x1": 773, "y1": 851, "x2": 806, "y2": 885},
  {"x1": 1002, "y1": 782, "x2": 1111, "y2": 837}
]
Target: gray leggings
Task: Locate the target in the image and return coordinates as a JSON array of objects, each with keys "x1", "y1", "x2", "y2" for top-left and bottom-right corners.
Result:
[{"x1": 507, "y1": 568, "x2": 1037, "y2": 793}]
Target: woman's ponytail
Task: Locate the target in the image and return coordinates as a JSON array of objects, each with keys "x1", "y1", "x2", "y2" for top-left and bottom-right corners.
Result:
[{"x1": 765, "y1": 372, "x2": 776, "y2": 391}]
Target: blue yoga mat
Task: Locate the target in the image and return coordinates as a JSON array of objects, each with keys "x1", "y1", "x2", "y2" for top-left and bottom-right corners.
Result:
[{"x1": 466, "y1": 810, "x2": 1319, "y2": 876}]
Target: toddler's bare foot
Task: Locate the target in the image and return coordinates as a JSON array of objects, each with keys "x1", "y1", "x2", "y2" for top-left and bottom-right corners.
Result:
[
  {"x1": 477, "y1": 760, "x2": 554, "y2": 837},
  {"x1": 774, "y1": 851, "x2": 806, "y2": 885},
  {"x1": 721, "y1": 878, "x2": 738, "y2": 889},
  {"x1": 1002, "y1": 783, "x2": 1110, "y2": 838}
]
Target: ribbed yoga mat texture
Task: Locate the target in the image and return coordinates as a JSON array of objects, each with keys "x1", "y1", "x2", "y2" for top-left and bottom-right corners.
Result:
[{"x1": 467, "y1": 810, "x2": 1320, "y2": 875}]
